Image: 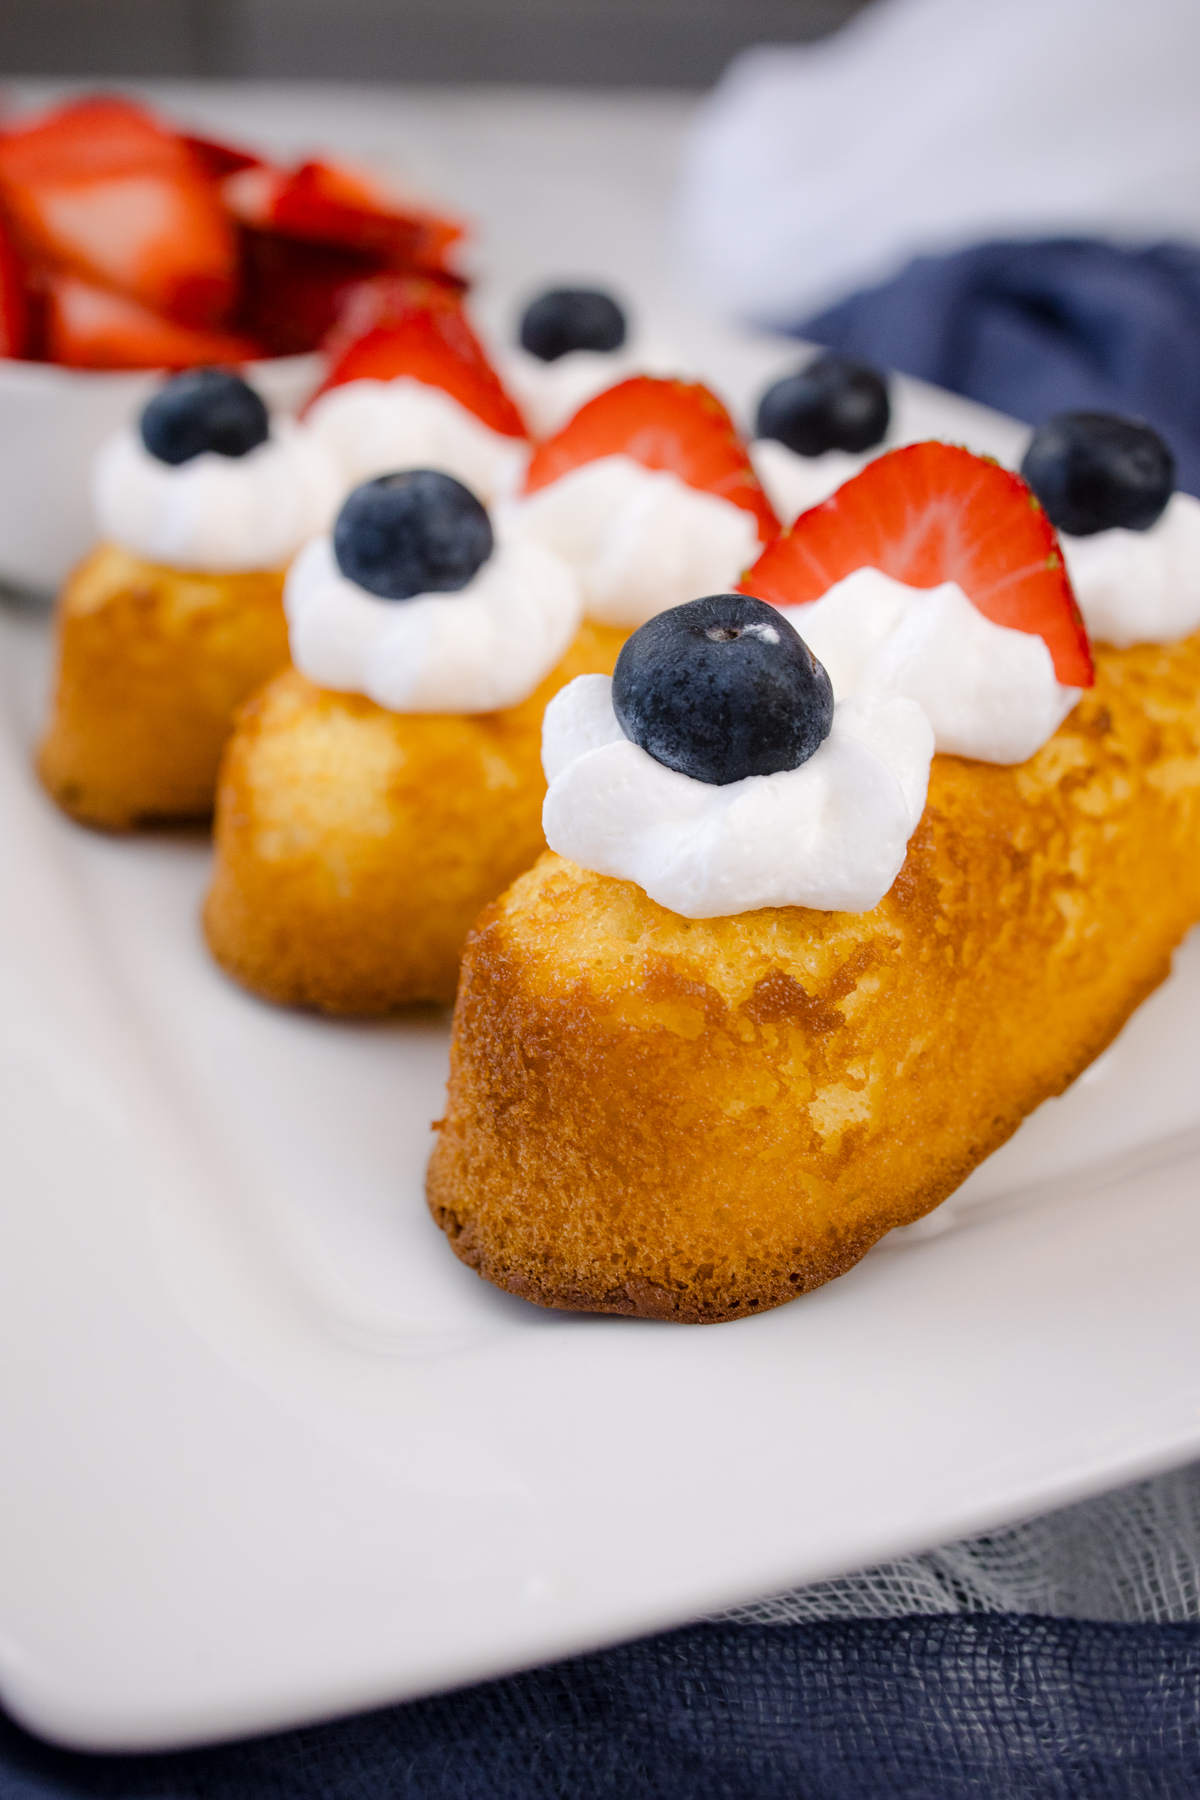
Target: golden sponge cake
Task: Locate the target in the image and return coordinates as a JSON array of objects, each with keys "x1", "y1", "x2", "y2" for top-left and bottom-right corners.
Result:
[
  {"x1": 204, "y1": 619, "x2": 626, "y2": 1013},
  {"x1": 38, "y1": 544, "x2": 290, "y2": 830},
  {"x1": 427, "y1": 631, "x2": 1200, "y2": 1322}
]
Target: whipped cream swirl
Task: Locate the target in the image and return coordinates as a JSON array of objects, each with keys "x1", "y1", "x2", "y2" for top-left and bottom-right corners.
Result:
[
  {"x1": 542, "y1": 673, "x2": 933, "y2": 917},
  {"x1": 93, "y1": 420, "x2": 342, "y2": 573},
  {"x1": 778, "y1": 569, "x2": 1080, "y2": 764},
  {"x1": 511, "y1": 454, "x2": 763, "y2": 628},
  {"x1": 306, "y1": 377, "x2": 529, "y2": 508},
  {"x1": 285, "y1": 529, "x2": 582, "y2": 714},
  {"x1": 499, "y1": 335, "x2": 681, "y2": 439},
  {"x1": 1059, "y1": 492, "x2": 1200, "y2": 648},
  {"x1": 750, "y1": 438, "x2": 874, "y2": 525}
]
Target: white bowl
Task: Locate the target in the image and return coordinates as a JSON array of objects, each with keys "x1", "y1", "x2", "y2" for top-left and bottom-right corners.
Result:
[{"x1": 0, "y1": 353, "x2": 323, "y2": 596}]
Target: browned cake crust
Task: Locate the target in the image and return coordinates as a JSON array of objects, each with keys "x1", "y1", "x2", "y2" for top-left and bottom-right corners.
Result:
[
  {"x1": 203, "y1": 619, "x2": 628, "y2": 1013},
  {"x1": 37, "y1": 543, "x2": 290, "y2": 831},
  {"x1": 428, "y1": 632, "x2": 1200, "y2": 1323}
]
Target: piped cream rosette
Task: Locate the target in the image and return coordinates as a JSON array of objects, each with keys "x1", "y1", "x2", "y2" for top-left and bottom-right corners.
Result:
[
  {"x1": 777, "y1": 568, "x2": 1082, "y2": 766},
  {"x1": 93, "y1": 419, "x2": 342, "y2": 573},
  {"x1": 285, "y1": 520, "x2": 583, "y2": 715},
  {"x1": 1058, "y1": 492, "x2": 1200, "y2": 648},
  {"x1": 541, "y1": 672, "x2": 933, "y2": 918},
  {"x1": 306, "y1": 377, "x2": 529, "y2": 510},
  {"x1": 508, "y1": 454, "x2": 762, "y2": 629}
]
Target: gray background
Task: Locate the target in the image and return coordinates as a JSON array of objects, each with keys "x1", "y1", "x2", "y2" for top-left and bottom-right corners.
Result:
[{"x1": 0, "y1": 0, "x2": 868, "y2": 87}]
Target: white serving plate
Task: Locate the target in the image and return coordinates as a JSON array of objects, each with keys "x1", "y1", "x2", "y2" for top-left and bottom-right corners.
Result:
[
  {"x1": 3, "y1": 81, "x2": 1200, "y2": 1761},
  {"x1": 2, "y1": 366, "x2": 1200, "y2": 1756}
]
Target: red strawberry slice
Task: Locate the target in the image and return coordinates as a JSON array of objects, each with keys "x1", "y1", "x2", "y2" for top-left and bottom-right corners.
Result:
[
  {"x1": 0, "y1": 210, "x2": 31, "y2": 357},
  {"x1": 524, "y1": 377, "x2": 779, "y2": 544},
  {"x1": 308, "y1": 274, "x2": 525, "y2": 439},
  {"x1": 235, "y1": 229, "x2": 384, "y2": 358},
  {"x1": 45, "y1": 275, "x2": 259, "y2": 370},
  {"x1": 0, "y1": 97, "x2": 238, "y2": 328},
  {"x1": 222, "y1": 159, "x2": 464, "y2": 278},
  {"x1": 180, "y1": 132, "x2": 261, "y2": 183},
  {"x1": 744, "y1": 441, "x2": 1093, "y2": 687}
]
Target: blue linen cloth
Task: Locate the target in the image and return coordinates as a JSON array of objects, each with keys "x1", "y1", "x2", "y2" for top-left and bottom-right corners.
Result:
[
  {"x1": 801, "y1": 238, "x2": 1200, "y2": 498},
  {"x1": 3, "y1": 1616, "x2": 1200, "y2": 1799}
]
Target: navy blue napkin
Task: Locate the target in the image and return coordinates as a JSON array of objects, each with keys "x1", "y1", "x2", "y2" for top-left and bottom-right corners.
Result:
[
  {"x1": 801, "y1": 238, "x2": 1200, "y2": 497},
  {"x1": 3, "y1": 1615, "x2": 1200, "y2": 1799}
]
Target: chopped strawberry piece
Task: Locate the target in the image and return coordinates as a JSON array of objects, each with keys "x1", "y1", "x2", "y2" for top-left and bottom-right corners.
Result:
[
  {"x1": 0, "y1": 209, "x2": 30, "y2": 357},
  {"x1": 45, "y1": 274, "x2": 259, "y2": 370},
  {"x1": 309, "y1": 275, "x2": 526, "y2": 439},
  {"x1": 234, "y1": 229, "x2": 380, "y2": 358},
  {"x1": 524, "y1": 377, "x2": 780, "y2": 543},
  {"x1": 180, "y1": 132, "x2": 262, "y2": 183},
  {"x1": 744, "y1": 441, "x2": 1093, "y2": 688},
  {"x1": 0, "y1": 96, "x2": 238, "y2": 328},
  {"x1": 222, "y1": 158, "x2": 464, "y2": 278}
]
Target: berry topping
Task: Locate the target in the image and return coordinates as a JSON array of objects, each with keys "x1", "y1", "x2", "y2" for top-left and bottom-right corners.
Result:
[
  {"x1": 45, "y1": 277, "x2": 256, "y2": 372},
  {"x1": 140, "y1": 368, "x2": 269, "y2": 464},
  {"x1": 755, "y1": 355, "x2": 890, "y2": 458},
  {"x1": 310, "y1": 277, "x2": 526, "y2": 439},
  {"x1": 612, "y1": 593, "x2": 833, "y2": 787},
  {"x1": 223, "y1": 158, "x2": 465, "y2": 274},
  {"x1": 519, "y1": 287, "x2": 627, "y2": 362},
  {"x1": 525, "y1": 376, "x2": 780, "y2": 544},
  {"x1": 745, "y1": 441, "x2": 1094, "y2": 689},
  {"x1": 1020, "y1": 412, "x2": 1175, "y2": 538},
  {"x1": 333, "y1": 470, "x2": 493, "y2": 601},
  {"x1": 0, "y1": 96, "x2": 238, "y2": 329}
]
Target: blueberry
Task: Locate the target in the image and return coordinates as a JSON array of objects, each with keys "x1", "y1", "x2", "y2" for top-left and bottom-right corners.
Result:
[
  {"x1": 1020, "y1": 412, "x2": 1175, "y2": 537},
  {"x1": 519, "y1": 287, "x2": 627, "y2": 362},
  {"x1": 333, "y1": 470, "x2": 493, "y2": 601},
  {"x1": 755, "y1": 355, "x2": 890, "y2": 458},
  {"x1": 612, "y1": 594, "x2": 833, "y2": 787},
  {"x1": 140, "y1": 367, "x2": 270, "y2": 465}
]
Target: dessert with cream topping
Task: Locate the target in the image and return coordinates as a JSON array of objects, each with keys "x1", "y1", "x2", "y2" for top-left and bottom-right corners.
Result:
[
  {"x1": 38, "y1": 367, "x2": 340, "y2": 829},
  {"x1": 205, "y1": 373, "x2": 778, "y2": 1011},
  {"x1": 305, "y1": 277, "x2": 530, "y2": 507},
  {"x1": 512, "y1": 375, "x2": 779, "y2": 627},
  {"x1": 203, "y1": 467, "x2": 620, "y2": 1012},
  {"x1": 428, "y1": 443, "x2": 1200, "y2": 1322}
]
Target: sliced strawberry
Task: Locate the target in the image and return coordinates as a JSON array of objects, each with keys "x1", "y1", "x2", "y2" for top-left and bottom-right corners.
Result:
[
  {"x1": 0, "y1": 208, "x2": 30, "y2": 356},
  {"x1": 45, "y1": 274, "x2": 259, "y2": 370},
  {"x1": 745, "y1": 441, "x2": 1093, "y2": 687},
  {"x1": 0, "y1": 96, "x2": 238, "y2": 327},
  {"x1": 180, "y1": 130, "x2": 260, "y2": 184},
  {"x1": 222, "y1": 158, "x2": 464, "y2": 277},
  {"x1": 180, "y1": 132, "x2": 262, "y2": 183},
  {"x1": 308, "y1": 274, "x2": 525, "y2": 438},
  {"x1": 524, "y1": 377, "x2": 780, "y2": 543},
  {"x1": 234, "y1": 228, "x2": 381, "y2": 357}
]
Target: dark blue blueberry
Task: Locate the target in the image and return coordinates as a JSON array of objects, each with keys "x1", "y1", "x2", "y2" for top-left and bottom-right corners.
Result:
[
  {"x1": 1020, "y1": 412, "x2": 1175, "y2": 536},
  {"x1": 333, "y1": 470, "x2": 493, "y2": 601},
  {"x1": 755, "y1": 355, "x2": 890, "y2": 457},
  {"x1": 612, "y1": 593, "x2": 833, "y2": 787},
  {"x1": 519, "y1": 287, "x2": 627, "y2": 362},
  {"x1": 139, "y1": 367, "x2": 270, "y2": 465}
]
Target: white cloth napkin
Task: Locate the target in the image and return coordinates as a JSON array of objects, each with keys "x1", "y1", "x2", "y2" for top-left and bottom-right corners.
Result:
[{"x1": 677, "y1": 0, "x2": 1200, "y2": 328}]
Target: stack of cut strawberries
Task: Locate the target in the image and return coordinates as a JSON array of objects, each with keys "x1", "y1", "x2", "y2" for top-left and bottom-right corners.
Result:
[{"x1": 0, "y1": 94, "x2": 467, "y2": 369}]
